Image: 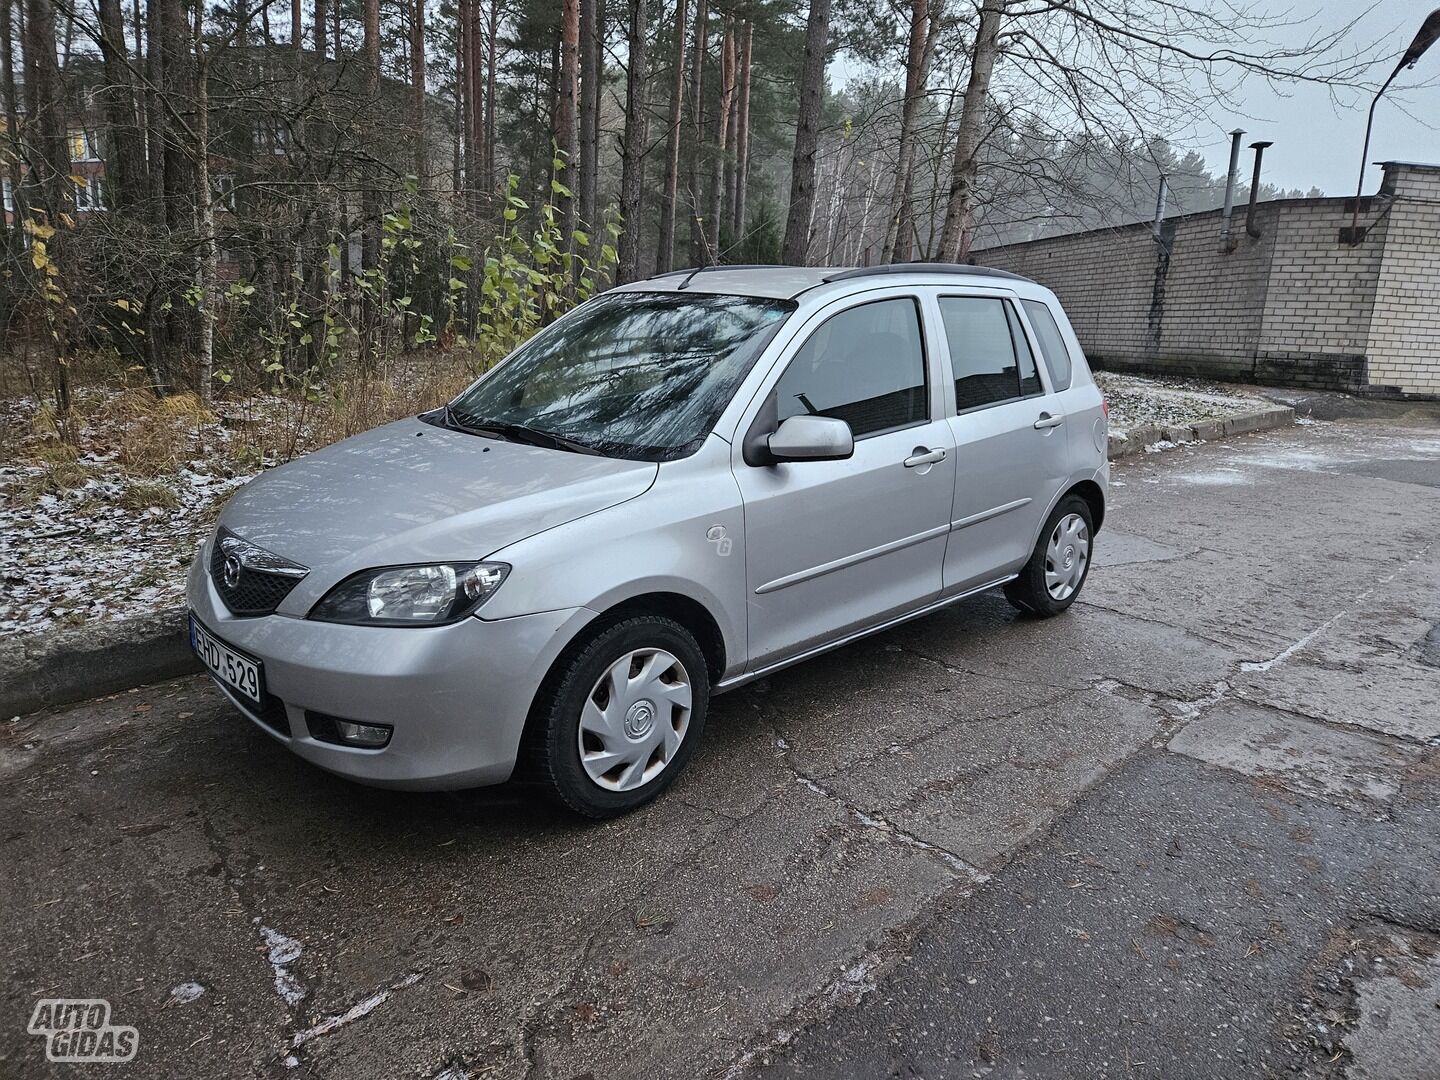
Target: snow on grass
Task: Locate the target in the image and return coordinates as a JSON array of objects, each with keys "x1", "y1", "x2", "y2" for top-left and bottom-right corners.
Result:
[
  {"x1": 0, "y1": 394, "x2": 265, "y2": 636},
  {"x1": 1095, "y1": 371, "x2": 1272, "y2": 440}
]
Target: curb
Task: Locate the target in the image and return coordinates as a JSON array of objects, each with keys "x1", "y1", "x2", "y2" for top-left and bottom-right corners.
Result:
[
  {"x1": 1107, "y1": 405, "x2": 1294, "y2": 460},
  {"x1": 0, "y1": 607, "x2": 200, "y2": 718}
]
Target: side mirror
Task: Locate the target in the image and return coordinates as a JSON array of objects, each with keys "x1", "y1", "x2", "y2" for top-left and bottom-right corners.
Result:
[{"x1": 767, "y1": 414, "x2": 854, "y2": 463}]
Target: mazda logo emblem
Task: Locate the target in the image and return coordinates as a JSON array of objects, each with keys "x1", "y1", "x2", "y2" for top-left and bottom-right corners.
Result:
[{"x1": 222, "y1": 554, "x2": 243, "y2": 589}]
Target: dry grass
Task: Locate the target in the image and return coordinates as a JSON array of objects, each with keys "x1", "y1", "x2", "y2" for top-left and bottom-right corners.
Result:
[
  {"x1": 112, "y1": 479, "x2": 182, "y2": 512},
  {"x1": 7, "y1": 455, "x2": 106, "y2": 505},
  {"x1": 306, "y1": 358, "x2": 475, "y2": 450},
  {"x1": 95, "y1": 390, "x2": 216, "y2": 476}
]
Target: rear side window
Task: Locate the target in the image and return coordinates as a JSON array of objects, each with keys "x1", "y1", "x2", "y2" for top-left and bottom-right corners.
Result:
[
  {"x1": 940, "y1": 297, "x2": 1044, "y2": 411},
  {"x1": 1020, "y1": 299, "x2": 1073, "y2": 392},
  {"x1": 776, "y1": 297, "x2": 927, "y2": 438}
]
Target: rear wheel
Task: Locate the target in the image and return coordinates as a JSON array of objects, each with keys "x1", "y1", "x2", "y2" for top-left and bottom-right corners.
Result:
[
  {"x1": 1004, "y1": 495, "x2": 1093, "y2": 617},
  {"x1": 527, "y1": 615, "x2": 709, "y2": 817}
]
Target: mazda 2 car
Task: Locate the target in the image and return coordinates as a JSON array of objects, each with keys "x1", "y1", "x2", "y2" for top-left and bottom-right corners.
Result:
[{"x1": 188, "y1": 263, "x2": 1107, "y2": 816}]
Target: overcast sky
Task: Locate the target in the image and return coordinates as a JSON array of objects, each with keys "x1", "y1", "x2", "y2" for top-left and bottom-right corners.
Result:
[
  {"x1": 835, "y1": 0, "x2": 1440, "y2": 197},
  {"x1": 1192, "y1": 0, "x2": 1440, "y2": 195}
]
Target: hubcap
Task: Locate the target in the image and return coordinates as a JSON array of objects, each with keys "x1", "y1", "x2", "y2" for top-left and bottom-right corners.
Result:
[
  {"x1": 578, "y1": 648, "x2": 692, "y2": 792},
  {"x1": 1044, "y1": 513, "x2": 1090, "y2": 601}
]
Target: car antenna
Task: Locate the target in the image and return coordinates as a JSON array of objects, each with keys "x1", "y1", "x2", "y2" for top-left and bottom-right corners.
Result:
[
  {"x1": 669, "y1": 263, "x2": 788, "y2": 290},
  {"x1": 676, "y1": 263, "x2": 717, "y2": 290}
]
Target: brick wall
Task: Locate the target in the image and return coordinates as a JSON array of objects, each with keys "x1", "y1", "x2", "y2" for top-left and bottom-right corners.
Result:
[{"x1": 973, "y1": 162, "x2": 1440, "y2": 398}]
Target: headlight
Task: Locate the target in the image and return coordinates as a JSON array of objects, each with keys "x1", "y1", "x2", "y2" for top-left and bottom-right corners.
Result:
[{"x1": 308, "y1": 562, "x2": 510, "y2": 626}]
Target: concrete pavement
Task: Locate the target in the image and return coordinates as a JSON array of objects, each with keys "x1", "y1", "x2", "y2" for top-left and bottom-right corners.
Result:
[{"x1": 3, "y1": 408, "x2": 1438, "y2": 1079}]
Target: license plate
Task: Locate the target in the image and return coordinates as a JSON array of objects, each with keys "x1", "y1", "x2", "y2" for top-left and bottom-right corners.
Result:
[{"x1": 190, "y1": 615, "x2": 263, "y2": 705}]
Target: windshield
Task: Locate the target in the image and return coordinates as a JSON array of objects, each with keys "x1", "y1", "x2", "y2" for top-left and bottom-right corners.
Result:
[{"x1": 446, "y1": 291, "x2": 794, "y2": 460}]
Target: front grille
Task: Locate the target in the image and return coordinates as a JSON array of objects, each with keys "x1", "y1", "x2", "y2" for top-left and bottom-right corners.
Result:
[{"x1": 209, "y1": 529, "x2": 308, "y2": 616}]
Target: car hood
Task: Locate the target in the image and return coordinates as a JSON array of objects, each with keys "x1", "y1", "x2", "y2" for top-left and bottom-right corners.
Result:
[{"x1": 218, "y1": 418, "x2": 657, "y2": 576}]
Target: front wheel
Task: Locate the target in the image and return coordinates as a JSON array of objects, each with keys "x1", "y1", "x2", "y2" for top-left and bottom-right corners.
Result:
[
  {"x1": 1004, "y1": 496, "x2": 1094, "y2": 617},
  {"x1": 526, "y1": 615, "x2": 709, "y2": 817}
]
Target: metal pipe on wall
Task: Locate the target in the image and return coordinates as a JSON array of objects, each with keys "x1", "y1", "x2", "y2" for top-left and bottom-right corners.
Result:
[
  {"x1": 1246, "y1": 141, "x2": 1273, "y2": 239},
  {"x1": 1219, "y1": 129, "x2": 1245, "y2": 251}
]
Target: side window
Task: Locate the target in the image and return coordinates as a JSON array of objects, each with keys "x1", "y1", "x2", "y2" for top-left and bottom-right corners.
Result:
[
  {"x1": 1007, "y1": 302, "x2": 1043, "y2": 396},
  {"x1": 775, "y1": 298, "x2": 927, "y2": 438},
  {"x1": 941, "y1": 296, "x2": 1040, "y2": 411},
  {"x1": 1020, "y1": 299, "x2": 1073, "y2": 392}
]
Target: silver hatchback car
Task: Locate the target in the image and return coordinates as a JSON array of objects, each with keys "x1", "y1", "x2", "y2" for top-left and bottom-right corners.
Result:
[{"x1": 188, "y1": 264, "x2": 1107, "y2": 815}]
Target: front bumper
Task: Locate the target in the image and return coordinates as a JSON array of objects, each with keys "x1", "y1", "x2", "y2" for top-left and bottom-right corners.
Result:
[{"x1": 186, "y1": 553, "x2": 594, "y2": 790}]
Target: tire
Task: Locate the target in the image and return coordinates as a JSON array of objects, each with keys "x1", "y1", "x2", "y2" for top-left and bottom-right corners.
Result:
[
  {"x1": 525, "y1": 615, "x2": 709, "y2": 818},
  {"x1": 1004, "y1": 495, "x2": 1094, "y2": 617}
]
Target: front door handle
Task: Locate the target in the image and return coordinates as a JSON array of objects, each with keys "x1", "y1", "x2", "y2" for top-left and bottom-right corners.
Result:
[
  {"x1": 1034, "y1": 412, "x2": 1065, "y2": 430},
  {"x1": 904, "y1": 447, "x2": 947, "y2": 468}
]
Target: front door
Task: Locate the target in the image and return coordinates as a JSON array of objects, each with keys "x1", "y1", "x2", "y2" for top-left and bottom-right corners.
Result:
[
  {"x1": 734, "y1": 295, "x2": 957, "y2": 668},
  {"x1": 936, "y1": 294, "x2": 1070, "y2": 593}
]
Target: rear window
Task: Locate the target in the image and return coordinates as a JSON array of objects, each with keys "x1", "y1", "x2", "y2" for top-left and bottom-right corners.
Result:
[{"x1": 1021, "y1": 299, "x2": 1073, "y2": 392}]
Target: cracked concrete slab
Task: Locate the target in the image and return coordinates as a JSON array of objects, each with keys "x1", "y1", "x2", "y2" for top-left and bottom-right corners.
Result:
[
  {"x1": 1167, "y1": 701, "x2": 1420, "y2": 812},
  {"x1": 1345, "y1": 929, "x2": 1440, "y2": 1080},
  {"x1": 806, "y1": 689, "x2": 1167, "y2": 870},
  {"x1": 4, "y1": 412, "x2": 1440, "y2": 1079}
]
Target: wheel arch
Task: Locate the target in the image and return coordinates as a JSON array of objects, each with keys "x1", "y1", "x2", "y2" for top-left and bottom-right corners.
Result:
[
  {"x1": 1067, "y1": 479, "x2": 1106, "y2": 534},
  {"x1": 516, "y1": 591, "x2": 728, "y2": 778}
]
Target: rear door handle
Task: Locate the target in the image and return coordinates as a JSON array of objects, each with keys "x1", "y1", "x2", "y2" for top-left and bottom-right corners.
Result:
[
  {"x1": 1034, "y1": 412, "x2": 1065, "y2": 430},
  {"x1": 904, "y1": 447, "x2": 947, "y2": 468}
]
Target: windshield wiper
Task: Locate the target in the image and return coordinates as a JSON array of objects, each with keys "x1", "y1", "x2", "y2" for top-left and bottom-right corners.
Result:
[
  {"x1": 485, "y1": 421, "x2": 604, "y2": 456},
  {"x1": 441, "y1": 406, "x2": 601, "y2": 456}
]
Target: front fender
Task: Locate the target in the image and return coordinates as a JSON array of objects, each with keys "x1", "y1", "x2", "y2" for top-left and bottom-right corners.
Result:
[{"x1": 477, "y1": 437, "x2": 749, "y2": 680}]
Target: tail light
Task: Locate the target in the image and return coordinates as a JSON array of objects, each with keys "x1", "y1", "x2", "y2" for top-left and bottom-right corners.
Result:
[{"x1": 1101, "y1": 396, "x2": 1109, "y2": 420}]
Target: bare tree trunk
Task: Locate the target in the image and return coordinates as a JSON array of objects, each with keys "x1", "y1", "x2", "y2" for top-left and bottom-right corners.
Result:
[
  {"x1": 883, "y1": 0, "x2": 941, "y2": 262},
  {"x1": 729, "y1": 16, "x2": 751, "y2": 241},
  {"x1": 24, "y1": 0, "x2": 72, "y2": 416},
  {"x1": 616, "y1": 0, "x2": 648, "y2": 282},
  {"x1": 556, "y1": 0, "x2": 579, "y2": 232},
  {"x1": 292, "y1": 0, "x2": 302, "y2": 48},
  {"x1": 411, "y1": 0, "x2": 427, "y2": 185},
  {"x1": 685, "y1": 0, "x2": 707, "y2": 263},
  {"x1": 484, "y1": 0, "x2": 497, "y2": 185},
  {"x1": 590, "y1": 0, "x2": 603, "y2": 197},
  {"x1": 781, "y1": 0, "x2": 831, "y2": 265},
  {"x1": 315, "y1": 0, "x2": 327, "y2": 59},
  {"x1": 706, "y1": 14, "x2": 732, "y2": 255},
  {"x1": 655, "y1": 0, "x2": 688, "y2": 273},
  {"x1": 193, "y1": 2, "x2": 217, "y2": 403},
  {"x1": 96, "y1": 0, "x2": 143, "y2": 212},
  {"x1": 361, "y1": 0, "x2": 380, "y2": 271},
  {"x1": 332, "y1": 0, "x2": 341, "y2": 56},
  {"x1": 938, "y1": 0, "x2": 1001, "y2": 262},
  {"x1": 24, "y1": 0, "x2": 69, "y2": 217},
  {"x1": 458, "y1": 0, "x2": 474, "y2": 198},
  {"x1": 578, "y1": 0, "x2": 598, "y2": 231},
  {"x1": 0, "y1": 0, "x2": 24, "y2": 248}
]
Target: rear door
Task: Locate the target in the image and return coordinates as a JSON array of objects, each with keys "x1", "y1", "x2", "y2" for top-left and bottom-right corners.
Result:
[
  {"x1": 933, "y1": 292, "x2": 1071, "y2": 594},
  {"x1": 734, "y1": 293, "x2": 957, "y2": 668}
]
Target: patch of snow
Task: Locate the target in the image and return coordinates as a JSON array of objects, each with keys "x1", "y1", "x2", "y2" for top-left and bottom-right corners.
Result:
[
  {"x1": 0, "y1": 392, "x2": 267, "y2": 636},
  {"x1": 289, "y1": 973, "x2": 422, "y2": 1050},
  {"x1": 1095, "y1": 371, "x2": 1272, "y2": 433},
  {"x1": 169, "y1": 981, "x2": 205, "y2": 1003},
  {"x1": 259, "y1": 924, "x2": 306, "y2": 1007}
]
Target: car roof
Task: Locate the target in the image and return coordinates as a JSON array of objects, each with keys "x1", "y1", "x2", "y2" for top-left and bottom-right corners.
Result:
[{"x1": 618, "y1": 263, "x2": 1035, "y2": 301}]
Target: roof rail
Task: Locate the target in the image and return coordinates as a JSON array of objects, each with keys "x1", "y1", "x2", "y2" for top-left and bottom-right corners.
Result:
[
  {"x1": 648, "y1": 263, "x2": 792, "y2": 290},
  {"x1": 823, "y1": 262, "x2": 1033, "y2": 285}
]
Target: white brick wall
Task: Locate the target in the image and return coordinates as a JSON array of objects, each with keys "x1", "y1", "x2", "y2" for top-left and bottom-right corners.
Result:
[{"x1": 973, "y1": 162, "x2": 1440, "y2": 397}]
